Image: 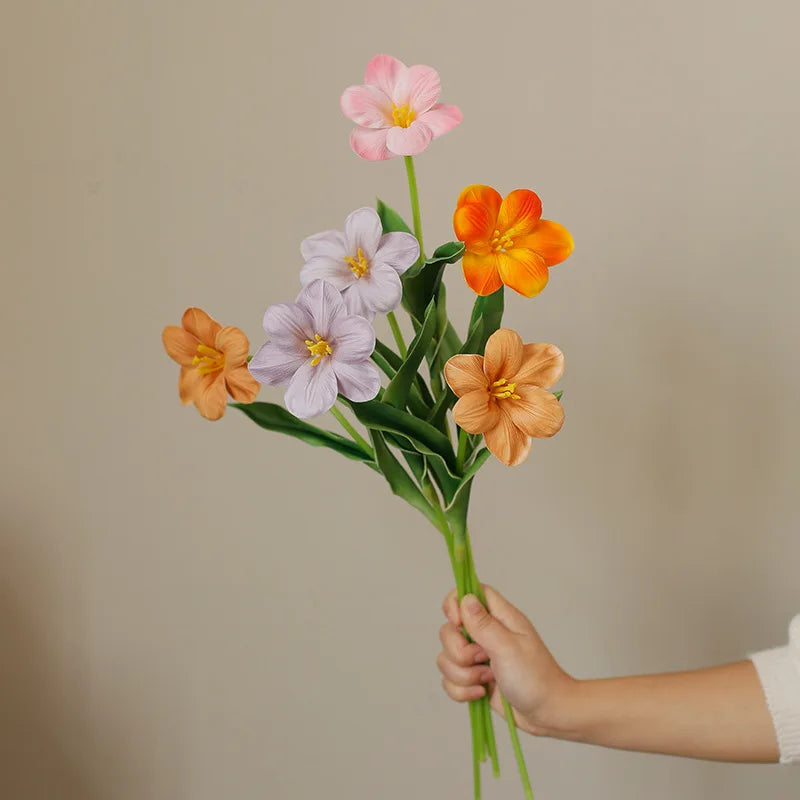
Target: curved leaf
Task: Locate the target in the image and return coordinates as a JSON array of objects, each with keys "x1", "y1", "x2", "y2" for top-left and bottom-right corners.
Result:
[
  {"x1": 401, "y1": 241, "x2": 465, "y2": 326},
  {"x1": 376, "y1": 198, "x2": 412, "y2": 234}
]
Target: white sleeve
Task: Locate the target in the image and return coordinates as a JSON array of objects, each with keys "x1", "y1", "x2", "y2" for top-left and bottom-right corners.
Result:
[{"x1": 749, "y1": 615, "x2": 800, "y2": 764}]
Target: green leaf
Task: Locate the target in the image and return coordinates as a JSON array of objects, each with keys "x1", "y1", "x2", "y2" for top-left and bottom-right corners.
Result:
[
  {"x1": 370, "y1": 431, "x2": 440, "y2": 527},
  {"x1": 467, "y1": 286, "x2": 504, "y2": 354},
  {"x1": 554, "y1": 390, "x2": 563, "y2": 402},
  {"x1": 445, "y1": 448, "x2": 491, "y2": 511},
  {"x1": 383, "y1": 299, "x2": 437, "y2": 409},
  {"x1": 376, "y1": 198, "x2": 412, "y2": 234},
  {"x1": 344, "y1": 398, "x2": 459, "y2": 476},
  {"x1": 401, "y1": 241, "x2": 465, "y2": 326},
  {"x1": 231, "y1": 402, "x2": 374, "y2": 463},
  {"x1": 373, "y1": 338, "x2": 434, "y2": 414}
]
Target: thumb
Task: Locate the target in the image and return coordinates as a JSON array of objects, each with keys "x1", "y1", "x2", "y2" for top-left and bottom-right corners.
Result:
[{"x1": 460, "y1": 594, "x2": 514, "y2": 657}]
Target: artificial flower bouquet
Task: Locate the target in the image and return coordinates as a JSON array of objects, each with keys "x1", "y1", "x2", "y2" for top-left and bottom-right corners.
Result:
[{"x1": 162, "y1": 54, "x2": 573, "y2": 799}]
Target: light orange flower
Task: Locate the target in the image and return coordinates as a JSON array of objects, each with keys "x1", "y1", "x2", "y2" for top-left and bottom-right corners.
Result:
[
  {"x1": 162, "y1": 307, "x2": 259, "y2": 420},
  {"x1": 444, "y1": 328, "x2": 564, "y2": 466},
  {"x1": 453, "y1": 184, "x2": 573, "y2": 297}
]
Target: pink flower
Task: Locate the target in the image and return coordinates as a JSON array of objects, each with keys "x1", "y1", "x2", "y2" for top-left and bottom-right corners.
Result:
[{"x1": 340, "y1": 54, "x2": 462, "y2": 161}]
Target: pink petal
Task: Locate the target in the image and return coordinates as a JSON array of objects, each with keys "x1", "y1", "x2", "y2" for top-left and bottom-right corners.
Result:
[
  {"x1": 344, "y1": 207, "x2": 383, "y2": 261},
  {"x1": 417, "y1": 103, "x2": 462, "y2": 138},
  {"x1": 349, "y1": 126, "x2": 394, "y2": 161},
  {"x1": 329, "y1": 315, "x2": 376, "y2": 364},
  {"x1": 284, "y1": 359, "x2": 338, "y2": 419},
  {"x1": 263, "y1": 302, "x2": 314, "y2": 344},
  {"x1": 386, "y1": 121, "x2": 433, "y2": 156},
  {"x1": 295, "y1": 280, "x2": 346, "y2": 337},
  {"x1": 300, "y1": 230, "x2": 346, "y2": 261},
  {"x1": 364, "y1": 54, "x2": 407, "y2": 97},
  {"x1": 340, "y1": 84, "x2": 392, "y2": 129},
  {"x1": 333, "y1": 360, "x2": 381, "y2": 403},
  {"x1": 392, "y1": 65, "x2": 441, "y2": 114},
  {"x1": 374, "y1": 231, "x2": 420, "y2": 273},
  {"x1": 248, "y1": 341, "x2": 307, "y2": 386},
  {"x1": 350, "y1": 262, "x2": 402, "y2": 314},
  {"x1": 300, "y1": 256, "x2": 354, "y2": 292}
]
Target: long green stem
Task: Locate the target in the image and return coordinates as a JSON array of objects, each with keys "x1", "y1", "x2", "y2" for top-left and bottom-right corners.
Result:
[
  {"x1": 329, "y1": 405, "x2": 372, "y2": 456},
  {"x1": 457, "y1": 428, "x2": 469, "y2": 473},
  {"x1": 404, "y1": 155, "x2": 425, "y2": 260},
  {"x1": 503, "y1": 695, "x2": 533, "y2": 799},
  {"x1": 386, "y1": 311, "x2": 407, "y2": 359}
]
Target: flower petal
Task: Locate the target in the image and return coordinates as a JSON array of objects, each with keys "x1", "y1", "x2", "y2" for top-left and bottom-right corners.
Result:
[
  {"x1": 178, "y1": 366, "x2": 200, "y2": 405},
  {"x1": 194, "y1": 374, "x2": 228, "y2": 421},
  {"x1": 456, "y1": 184, "x2": 502, "y2": 214},
  {"x1": 284, "y1": 358, "x2": 338, "y2": 419},
  {"x1": 418, "y1": 103, "x2": 462, "y2": 138},
  {"x1": 462, "y1": 251, "x2": 503, "y2": 296},
  {"x1": 349, "y1": 126, "x2": 394, "y2": 161},
  {"x1": 300, "y1": 229, "x2": 347, "y2": 262},
  {"x1": 333, "y1": 360, "x2": 381, "y2": 403},
  {"x1": 364, "y1": 54, "x2": 407, "y2": 97},
  {"x1": 505, "y1": 385, "x2": 564, "y2": 438},
  {"x1": 393, "y1": 65, "x2": 441, "y2": 114},
  {"x1": 328, "y1": 315, "x2": 376, "y2": 363},
  {"x1": 497, "y1": 190, "x2": 543, "y2": 238},
  {"x1": 349, "y1": 262, "x2": 402, "y2": 315},
  {"x1": 454, "y1": 202, "x2": 496, "y2": 248},
  {"x1": 215, "y1": 325, "x2": 250, "y2": 369},
  {"x1": 299, "y1": 256, "x2": 355, "y2": 292},
  {"x1": 296, "y1": 279, "x2": 346, "y2": 336},
  {"x1": 512, "y1": 343, "x2": 564, "y2": 390},
  {"x1": 453, "y1": 390, "x2": 499, "y2": 434},
  {"x1": 513, "y1": 220, "x2": 574, "y2": 267},
  {"x1": 483, "y1": 329, "x2": 524, "y2": 383},
  {"x1": 225, "y1": 366, "x2": 260, "y2": 403},
  {"x1": 385, "y1": 121, "x2": 433, "y2": 156},
  {"x1": 181, "y1": 307, "x2": 221, "y2": 346},
  {"x1": 344, "y1": 207, "x2": 383, "y2": 261},
  {"x1": 444, "y1": 354, "x2": 487, "y2": 397},
  {"x1": 163, "y1": 325, "x2": 199, "y2": 366},
  {"x1": 340, "y1": 84, "x2": 393, "y2": 129},
  {"x1": 263, "y1": 301, "x2": 314, "y2": 344},
  {"x1": 374, "y1": 231, "x2": 420, "y2": 273},
  {"x1": 496, "y1": 249, "x2": 549, "y2": 298},
  {"x1": 248, "y1": 340, "x2": 307, "y2": 386},
  {"x1": 483, "y1": 410, "x2": 532, "y2": 467}
]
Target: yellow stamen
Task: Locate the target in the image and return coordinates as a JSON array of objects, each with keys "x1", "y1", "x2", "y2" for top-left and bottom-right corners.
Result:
[
  {"x1": 304, "y1": 333, "x2": 333, "y2": 366},
  {"x1": 391, "y1": 103, "x2": 416, "y2": 128},
  {"x1": 343, "y1": 247, "x2": 369, "y2": 278},
  {"x1": 490, "y1": 378, "x2": 520, "y2": 400},
  {"x1": 192, "y1": 343, "x2": 225, "y2": 375},
  {"x1": 490, "y1": 229, "x2": 514, "y2": 253}
]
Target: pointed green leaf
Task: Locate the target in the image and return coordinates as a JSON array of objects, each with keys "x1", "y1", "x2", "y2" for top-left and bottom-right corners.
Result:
[
  {"x1": 376, "y1": 198, "x2": 413, "y2": 234},
  {"x1": 231, "y1": 402, "x2": 374, "y2": 463},
  {"x1": 373, "y1": 338, "x2": 434, "y2": 414},
  {"x1": 468, "y1": 286, "x2": 504, "y2": 354},
  {"x1": 554, "y1": 390, "x2": 563, "y2": 401},
  {"x1": 445, "y1": 449, "x2": 491, "y2": 512},
  {"x1": 401, "y1": 241, "x2": 465, "y2": 326}
]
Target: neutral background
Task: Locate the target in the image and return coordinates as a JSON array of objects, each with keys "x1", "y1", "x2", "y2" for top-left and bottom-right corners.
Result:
[{"x1": 2, "y1": 1, "x2": 799, "y2": 797}]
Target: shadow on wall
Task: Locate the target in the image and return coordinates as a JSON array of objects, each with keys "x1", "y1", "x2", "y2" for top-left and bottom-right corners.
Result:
[{"x1": 0, "y1": 519, "x2": 134, "y2": 800}]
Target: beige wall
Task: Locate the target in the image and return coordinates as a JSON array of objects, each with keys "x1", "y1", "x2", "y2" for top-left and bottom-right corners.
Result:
[{"x1": 2, "y1": 1, "x2": 799, "y2": 797}]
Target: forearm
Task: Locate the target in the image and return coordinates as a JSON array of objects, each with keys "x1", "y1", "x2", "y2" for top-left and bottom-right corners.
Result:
[{"x1": 545, "y1": 660, "x2": 779, "y2": 763}]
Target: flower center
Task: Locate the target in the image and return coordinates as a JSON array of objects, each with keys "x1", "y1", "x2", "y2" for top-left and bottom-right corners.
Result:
[
  {"x1": 192, "y1": 343, "x2": 225, "y2": 375},
  {"x1": 343, "y1": 247, "x2": 370, "y2": 278},
  {"x1": 392, "y1": 103, "x2": 416, "y2": 128},
  {"x1": 305, "y1": 333, "x2": 333, "y2": 366},
  {"x1": 490, "y1": 378, "x2": 520, "y2": 400},
  {"x1": 490, "y1": 229, "x2": 514, "y2": 253}
]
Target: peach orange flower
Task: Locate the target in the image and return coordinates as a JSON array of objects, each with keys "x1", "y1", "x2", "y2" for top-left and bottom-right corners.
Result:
[
  {"x1": 162, "y1": 308, "x2": 259, "y2": 421},
  {"x1": 444, "y1": 328, "x2": 564, "y2": 466},
  {"x1": 453, "y1": 184, "x2": 573, "y2": 297}
]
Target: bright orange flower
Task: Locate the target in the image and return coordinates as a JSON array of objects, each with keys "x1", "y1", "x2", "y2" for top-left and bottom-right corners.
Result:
[
  {"x1": 444, "y1": 328, "x2": 564, "y2": 466},
  {"x1": 162, "y1": 307, "x2": 259, "y2": 421},
  {"x1": 453, "y1": 184, "x2": 573, "y2": 297}
]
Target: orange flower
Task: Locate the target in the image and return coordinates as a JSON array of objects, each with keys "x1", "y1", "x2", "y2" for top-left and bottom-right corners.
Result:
[
  {"x1": 444, "y1": 328, "x2": 564, "y2": 466},
  {"x1": 453, "y1": 184, "x2": 573, "y2": 297},
  {"x1": 162, "y1": 307, "x2": 259, "y2": 420}
]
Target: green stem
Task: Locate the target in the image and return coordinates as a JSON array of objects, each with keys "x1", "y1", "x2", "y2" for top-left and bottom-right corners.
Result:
[
  {"x1": 503, "y1": 694, "x2": 533, "y2": 799},
  {"x1": 329, "y1": 405, "x2": 373, "y2": 457},
  {"x1": 457, "y1": 428, "x2": 469, "y2": 473},
  {"x1": 404, "y1": 155, "x2": 425, "y2": 260},
  {"x1": 386, "y1": 311, "x2": 407, "y2": 359}
]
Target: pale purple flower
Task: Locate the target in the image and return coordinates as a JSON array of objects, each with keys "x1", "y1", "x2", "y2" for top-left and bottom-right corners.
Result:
[
  {"x1": 299, "y1": 207, "x2": 419, "y2": 321},
  {"x1": 248, "y1": 280, "x2": 380, "y2": 419}
]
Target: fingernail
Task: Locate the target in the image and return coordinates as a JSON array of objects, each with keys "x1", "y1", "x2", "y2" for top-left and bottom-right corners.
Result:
[
  {"x1": 480, "y1": 669, "x2": 492, "y2": 683},
  {"x1": 474, "y1": 652, "x2": 487, "y2": 664},
  {"x1": 463, "y1": 595, "x2": 482, "y2": 615}
]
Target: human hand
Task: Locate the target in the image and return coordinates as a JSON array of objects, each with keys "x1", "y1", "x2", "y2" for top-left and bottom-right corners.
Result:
[{"x1": 437, "y1": 585, "x2": 576, "y2": 737}]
